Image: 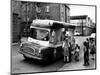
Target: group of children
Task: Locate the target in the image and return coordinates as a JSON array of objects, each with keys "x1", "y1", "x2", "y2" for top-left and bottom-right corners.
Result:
[{"x1": 63, "y1": 36, "x2": 96, "y2": 66}]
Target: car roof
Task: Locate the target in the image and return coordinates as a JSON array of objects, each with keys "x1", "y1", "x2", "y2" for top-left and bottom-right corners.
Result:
[{"x1": 90, "y1": 33, "x2": 96, "y2": 38}]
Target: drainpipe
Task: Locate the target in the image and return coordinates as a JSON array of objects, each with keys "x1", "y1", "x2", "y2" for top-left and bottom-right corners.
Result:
[{"x1": 82, "y1": 20, "x2": 84, "y2": 36}]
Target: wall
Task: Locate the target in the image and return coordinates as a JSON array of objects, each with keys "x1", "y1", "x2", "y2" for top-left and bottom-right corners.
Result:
[
  {"x1": 12, "y1": 13, "x2": 21, "y2": 42},
  {"x1": 11, "y1": 0, "x2": 22, "y2": 42},
  {"x1": 70, "y1": 16, "x2": 93, "y2": 36},
  {"x1": 75, "y1": 26, "x2": 83, "y2": 34},
  {"x1": 83, "y1": 26, "x2": 93, "y2": 36},
  {"x1": 20, "y1": 2, "x2": 37, "y2": 22},
  {"x1": 11, "y1": 0, "x2": 21, "y2": 16},
  {"x1": 75, "y1": 26, "x2": 92, "y2": 36},
  {"x1": 11, "y1": 1, "x2": 70, "y2": 42}
]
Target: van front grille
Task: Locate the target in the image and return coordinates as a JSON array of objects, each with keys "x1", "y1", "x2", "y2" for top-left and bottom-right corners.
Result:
[{"x1": 22, "y1": 47, "x2": 35, "y2": 55}]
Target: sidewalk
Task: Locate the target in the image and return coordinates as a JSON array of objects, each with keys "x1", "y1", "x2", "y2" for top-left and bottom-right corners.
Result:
[{"x1": 58, "y1": 55, "x2": 96, "y2": 71}]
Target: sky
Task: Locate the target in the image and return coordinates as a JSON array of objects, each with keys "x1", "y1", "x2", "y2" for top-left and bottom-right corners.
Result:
[{"x1": 69, "y1": 5, "x2": 96, "y2": 23}]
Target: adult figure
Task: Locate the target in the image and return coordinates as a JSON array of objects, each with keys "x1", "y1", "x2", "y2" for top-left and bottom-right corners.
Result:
[
  {"x1": 63, "y1": 32, "x2": 70, "y2": 63},
  {"x1": 83, "y1": 41, "x2": 89, "y2": 66},
  {"x1": 89, "y1": 38, "x2": 96, "y2": 60}
]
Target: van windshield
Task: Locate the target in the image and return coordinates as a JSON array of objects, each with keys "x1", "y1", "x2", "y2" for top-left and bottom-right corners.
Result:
[{"x1": 29, "y1": 28, "x2": 49, "y2": 41}]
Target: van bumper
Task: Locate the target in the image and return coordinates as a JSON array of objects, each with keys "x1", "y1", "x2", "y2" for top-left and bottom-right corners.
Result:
[{"x1": 18, "y1": 50, "x2": 42, "y2": 60}]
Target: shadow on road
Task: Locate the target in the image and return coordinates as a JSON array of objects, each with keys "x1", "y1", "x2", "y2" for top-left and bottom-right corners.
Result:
[{"x1": 20, "y1": 58, "x2": 65, "y2": 67}]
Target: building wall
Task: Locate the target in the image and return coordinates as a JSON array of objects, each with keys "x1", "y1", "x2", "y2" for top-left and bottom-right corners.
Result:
[
  {"x1": 83, "y1": 26, "x2": 93, "y2": 36},
  {"x1": 35, "y1": 3, "x2": 60, "y2": 21},
  {"x1": 12, "y1": 1, "x2": 70, "y2": 22},
  {"x1": 49, "y1": 4, "x2": 60, "y2": 21},
  {"x1": 70, "y1": 16, "x2": 93, "y2": 36},
  {"x1": 71, "y1": 19, "x2": 86, "y2": 35},
  {"x1": 65, "y1": 5, "x2": 70, "y2": 23},
  {"x1": 60, "y1": 4, "x2": 65, "y2": 22},
  {"x1": 11, "y1": 0, "x2": 70, "y2": 42},
  {"x1": 11, "y1": 0, "x2": 22, "y2": 42},
  {"x1": 59, "y1": 4, "x2": 70, "y2": 22},
  {"x1": 75, "y1": 26, "x2": 83, "y2": 34},
  {"x1": 20, "y1": 2, "x2": 37, "y2": 22},
  {"x1": 35, "y1": 3, "x2": 50, "y2": 19},
  {"x1": 75, "y1": 26, "x2": 92, "y2": 36},
  {"x1": 12, "y1": 13, "x2": 21, "y2": 42},
  {"x1": 11, "y1": 0, "x2": 21, "y2": 16}
]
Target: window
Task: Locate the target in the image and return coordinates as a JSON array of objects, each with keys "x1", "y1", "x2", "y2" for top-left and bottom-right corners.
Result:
[
  {"x1": 45, "y1": 6, "x2": 50, "y2": 12},
  {"x1": 36, "y1": 7, "x2": 41, "y2": 13},
  {"x1": 29, "y1": 28, "x2": 49, "y2": 41}
]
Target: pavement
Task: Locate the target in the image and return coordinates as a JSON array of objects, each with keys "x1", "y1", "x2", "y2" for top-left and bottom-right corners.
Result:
[
  {"x1": 58, "y1": 53, "x2": 96, "y2": 71},
  {"x1": 11, "y1": 36, "x2": 96, "y2": 74},
  {"x1": 59, "y1": 36, "x2": 96, "y2": 71}
]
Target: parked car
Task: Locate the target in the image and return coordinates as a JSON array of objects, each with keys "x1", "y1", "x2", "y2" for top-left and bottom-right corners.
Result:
[
  {"x1": 90, "y1": 33, "x2": 96, "y2": 38},
  {"x1": 74, "y1": 32, "x2": 81, "y2": 36}
]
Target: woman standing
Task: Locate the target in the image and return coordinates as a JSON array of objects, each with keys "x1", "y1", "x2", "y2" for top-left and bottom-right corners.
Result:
[
  {"x1": 63, "y1": 35, "x2": 70, "y2": 63},
  {"x1": 83, "y1": 41, "x2": 89, "y2": 66},
  {"x1": 89, "y1": 39, "x2": 96, "y2": 60}
]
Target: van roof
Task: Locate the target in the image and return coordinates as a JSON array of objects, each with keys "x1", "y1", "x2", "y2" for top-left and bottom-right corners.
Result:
[{"x1": 31, "y1": 19, "x2": 76, "y2": 29}]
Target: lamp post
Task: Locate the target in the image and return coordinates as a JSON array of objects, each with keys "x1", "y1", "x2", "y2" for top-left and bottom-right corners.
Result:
[{"x1": 82, "y1": 19, "x2": 84, "y2": 36}]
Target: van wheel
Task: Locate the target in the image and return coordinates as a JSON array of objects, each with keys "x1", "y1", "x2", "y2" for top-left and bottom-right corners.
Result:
[{"x1": 23, "y1": 55, "x2": 30, "y2": 60}]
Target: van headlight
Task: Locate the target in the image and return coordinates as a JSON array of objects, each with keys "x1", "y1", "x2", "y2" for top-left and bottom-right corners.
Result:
[{"x1": 38, "y1": 50, "x2": 41, "y2": 53}]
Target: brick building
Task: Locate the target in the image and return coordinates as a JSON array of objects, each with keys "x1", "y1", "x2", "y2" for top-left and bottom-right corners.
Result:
[
  {"x1": 70, "y1": 15, "x2": 95, "y2": 36},
  {"x1": 11, "y1": 0, "x2": 70, "y2": 42}
]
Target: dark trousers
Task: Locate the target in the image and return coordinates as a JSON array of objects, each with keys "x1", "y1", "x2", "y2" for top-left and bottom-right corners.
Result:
[
  {"x1": 68, "y1": 47, "x2": 72, "y2": 62},
  {"x1": 84, "y1": 53, "x2": 89, "y2": 65}
]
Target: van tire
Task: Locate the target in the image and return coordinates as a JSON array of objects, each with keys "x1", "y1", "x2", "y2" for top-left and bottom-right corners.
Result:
[{"x1": 23, "y1": 55, "x2": 30, "y2": 60}]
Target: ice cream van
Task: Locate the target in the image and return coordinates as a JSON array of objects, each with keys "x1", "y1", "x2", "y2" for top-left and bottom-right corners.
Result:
[{"x1": 19, "y1": 19, "x2": 75, "y2": 62}]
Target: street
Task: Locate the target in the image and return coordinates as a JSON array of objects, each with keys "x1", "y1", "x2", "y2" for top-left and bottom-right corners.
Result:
[{"x1": 11, "y1": 36, "x2": 96, "y2": 74}]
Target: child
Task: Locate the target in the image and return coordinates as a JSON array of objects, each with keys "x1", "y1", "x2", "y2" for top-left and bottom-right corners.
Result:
[{"x1": 74, "y1": 44, "x2": 80, "y2": 61}]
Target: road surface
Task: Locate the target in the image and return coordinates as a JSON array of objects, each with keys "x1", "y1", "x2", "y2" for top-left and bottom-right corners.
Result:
[{"x1": 11, "y1": 36, "x2": 96, "y2": 74}]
